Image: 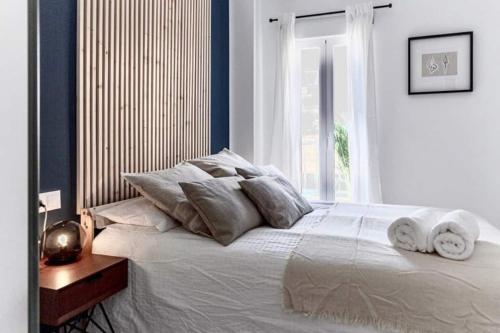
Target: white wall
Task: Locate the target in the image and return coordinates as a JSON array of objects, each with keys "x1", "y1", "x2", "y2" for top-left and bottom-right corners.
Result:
[
  {"x1": 229, "y1": 0, "x2": 256, "y2": 161},
  {"x1": 231, "y1": 0, "x2": 500, "y2": 226},
  {"x1": 0, "y1": 0, "x2": 29, "y2": 331}
]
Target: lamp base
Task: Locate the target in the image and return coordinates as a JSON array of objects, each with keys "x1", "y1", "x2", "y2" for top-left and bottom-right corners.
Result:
[
  {"x1": 42, "y1": 220, "x2": 86, "y2": 266},
  {"x1": 44, "y1": 254, "x2": 81, "y2": 266}
]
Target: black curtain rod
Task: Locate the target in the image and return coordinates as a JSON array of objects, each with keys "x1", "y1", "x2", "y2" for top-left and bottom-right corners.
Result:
[{"x1": 269, "y1": 3, "x2": 392, "y2": 23}]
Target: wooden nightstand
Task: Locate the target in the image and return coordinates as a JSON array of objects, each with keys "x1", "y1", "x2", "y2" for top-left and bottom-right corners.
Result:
[{"x1": 40, "y1": 254, "x2": 128, "y2": 332}]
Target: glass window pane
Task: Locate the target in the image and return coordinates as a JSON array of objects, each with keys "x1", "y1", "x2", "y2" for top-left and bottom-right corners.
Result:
[
  {"x1": 300, "y1": 48, "x2": 321, "y2": 200},
  {"x1": 333, "y1": 46, "x2": 352, "y2": 202}
]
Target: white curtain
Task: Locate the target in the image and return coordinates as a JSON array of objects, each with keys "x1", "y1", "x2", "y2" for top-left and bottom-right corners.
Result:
[
  {"x1": 346, "y1": 2, "x2": 382, "y2": 203},
  {"x1": 269, "y1": 13, "x2": 301, "y2": 189}
]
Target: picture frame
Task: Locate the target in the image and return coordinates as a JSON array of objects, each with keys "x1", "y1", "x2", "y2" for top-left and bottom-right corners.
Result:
[{"x1": 408, "y1": 31, "x2": 473, "y2": 95}]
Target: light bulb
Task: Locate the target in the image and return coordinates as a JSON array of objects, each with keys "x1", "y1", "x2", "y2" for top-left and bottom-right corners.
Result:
[{"x1": 57, "y1": 234, "x2": 68, "y2": 247}]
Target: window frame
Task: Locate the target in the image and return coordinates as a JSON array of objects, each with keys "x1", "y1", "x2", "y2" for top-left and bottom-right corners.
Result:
[{"x1": 296, "y1": 35, "x2": 346, "y2": 201}]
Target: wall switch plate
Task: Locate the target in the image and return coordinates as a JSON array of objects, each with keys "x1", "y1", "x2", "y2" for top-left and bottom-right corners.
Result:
[{"x1": 39, "y1": 190, "x2": 61, "y2": 213}]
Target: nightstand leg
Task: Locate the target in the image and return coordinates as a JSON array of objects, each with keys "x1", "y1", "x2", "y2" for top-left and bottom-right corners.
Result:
[
  {"x1": 88, "y1": 318, "x2": 107, "y2": 333},
  {"x1": 81, "y1": 305, "x2": 96, "y2": 332},
  {"x1": 98, "y1": 302, "x2": 115, "y2": 333},
  {"x1": 51, "y1": 303, "x2": 115, "y2": 333}
]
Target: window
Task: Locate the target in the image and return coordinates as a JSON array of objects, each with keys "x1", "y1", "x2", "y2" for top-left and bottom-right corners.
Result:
[{"x1": 297, "y1": 36, "x2": 352, "y2": 202}]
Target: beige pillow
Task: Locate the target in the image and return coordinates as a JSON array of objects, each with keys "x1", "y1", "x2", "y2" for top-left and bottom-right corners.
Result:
[
  {"x1": 122, "y1": 163, "x2": 213, "y2": 237},
  {"x1": 180, "y1": 177, "x2": 264, "y2": 246},
  {"x1": 239, "y1": 176, "x2": 313, "y2": 229},
  {"x1": 188, "y1": 148, "x2": 253, "y2": 177},
  {"x1": 235, "y1": 165, "x2": 286, "y2": 179}
]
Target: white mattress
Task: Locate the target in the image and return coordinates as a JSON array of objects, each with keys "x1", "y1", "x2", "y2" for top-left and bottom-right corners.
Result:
[{"x1": 91, "y1": 203, "x2": 500, "y2": 333}]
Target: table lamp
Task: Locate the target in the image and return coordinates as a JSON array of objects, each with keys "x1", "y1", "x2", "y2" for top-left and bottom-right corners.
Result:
[{"x1": 42, "y1": 220, "x2": 87, "y2": 265}]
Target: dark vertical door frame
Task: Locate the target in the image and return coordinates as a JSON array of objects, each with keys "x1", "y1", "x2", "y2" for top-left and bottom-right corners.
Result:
[{"x1": 28, "y1": 0, "x2": 40, "y2": 332}]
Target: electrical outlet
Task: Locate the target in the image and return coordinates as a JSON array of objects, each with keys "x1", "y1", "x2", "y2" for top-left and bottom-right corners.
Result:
[{"x1": 39, "y1": 190, "x2": 61, "y2": 213}]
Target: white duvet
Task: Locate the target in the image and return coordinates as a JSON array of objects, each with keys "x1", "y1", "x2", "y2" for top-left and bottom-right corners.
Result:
[{"x1": 91, "y1": 203, "x2": 500, "y2": 333}]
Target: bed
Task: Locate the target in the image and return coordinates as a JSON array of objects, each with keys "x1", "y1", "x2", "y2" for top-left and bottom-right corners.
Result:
[{"x1": 88, "y1": 202, "x2": 500, "y2": 333}]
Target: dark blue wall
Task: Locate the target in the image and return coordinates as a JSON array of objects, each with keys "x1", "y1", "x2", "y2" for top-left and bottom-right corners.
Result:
[
  {"x1": 40, "y1": 0, "x2": 78, "y2": 223},
  {"x1": 211, "y1": 0, "x2": 230, "y2": 153},
  {"x1": 40, "y1": 0, "x2": 230, "y2": 223}
]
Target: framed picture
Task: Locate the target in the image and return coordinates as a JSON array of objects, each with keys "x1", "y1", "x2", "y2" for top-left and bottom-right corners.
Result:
[{"x1": 408, "y1": 31, "x2": 473, "y2": 95}]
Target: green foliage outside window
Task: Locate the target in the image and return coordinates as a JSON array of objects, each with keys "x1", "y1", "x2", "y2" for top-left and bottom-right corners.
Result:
[{"x1": 334, "y1": 123, "x2": 350, "y2": 176}]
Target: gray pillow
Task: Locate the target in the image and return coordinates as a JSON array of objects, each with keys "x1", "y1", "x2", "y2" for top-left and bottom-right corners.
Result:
[
  {"x1": 235, "y1": 165, "x2": 286, "y2": 179},
  {"x1": 239, "y1": 176, "x2": 313, "y2": 229},
  {"x1": 180, "y1": 177, "x2": 264, "y2": 246},
  {"x1": 122, "y1": 163, "x2": 213, "y2": 237},
  {"x1": 188, "y1": 148, "x2": 253, "y2": 177}
]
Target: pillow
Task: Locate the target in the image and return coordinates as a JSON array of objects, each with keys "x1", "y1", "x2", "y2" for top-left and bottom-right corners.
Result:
[
  {"x1": 95, "y1": 197, "x2": 179, "y2": 232},
  {"x1": 235, "y1": 164, "x2": 286, "y2": 179},
  {"x1": 179, "y1": 177, "x2": 264, "y2": 246},
  {"x1": 105, "y1": 223, "x2": 164, "y2": 234},
  {"x1": 122, "y1": 162, "x2": 213, "y2": 237},
  {"x1": 188, "y1": 148, "x2": 253, "y2": 177},
  {"x1": 239, "y1": 176, "x2": 313, "y2": 229}
]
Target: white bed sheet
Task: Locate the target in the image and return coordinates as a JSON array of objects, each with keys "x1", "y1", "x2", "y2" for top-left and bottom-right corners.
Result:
[
  {"x1": 91, "y1": 203, "x2": 500, "y2": 333},
  {"x1": 92, "y1": 203, "x2": 389, "y2": 333}
]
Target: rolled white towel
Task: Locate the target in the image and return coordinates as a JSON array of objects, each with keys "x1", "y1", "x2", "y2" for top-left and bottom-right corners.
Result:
[
  {"x1": 430, "y1": 210, "x2": 480, "y2": 260},
  {"x1": 388, "y1": 208, "x2": 444, "y2": 252}
]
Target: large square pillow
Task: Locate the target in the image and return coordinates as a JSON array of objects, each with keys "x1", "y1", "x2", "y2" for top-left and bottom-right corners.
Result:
[
  {"x1": 187, "y1": 148, "x2": 253, "y2": 177},
  {"x1": 235, "y1": 165, "x2": 286, "y2": 179},
  {"x1": 95, "y1": 197, "x2": 179, "y2": 232},
  {"x1": 122, "y1": 163, "x2": 213, "y2": 237},
  {"x1": 239, "y1": 176, "x2": 313, "y2": 229},
  {"x1": 180, "y1": 177, "x2": 264, "y2": 246}
]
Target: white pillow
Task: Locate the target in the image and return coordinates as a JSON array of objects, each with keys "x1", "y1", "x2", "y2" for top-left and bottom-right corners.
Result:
[
  {"x1": 96, "y1": 197, "x2": 179, "y2": 232},
  {"x1": 104, "y1": 223, "x2": 162, "y2": 234}
]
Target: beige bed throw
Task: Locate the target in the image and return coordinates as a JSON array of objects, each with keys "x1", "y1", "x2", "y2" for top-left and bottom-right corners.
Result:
[{"x1": 283, "y1": 204, "x2": 500, "y2": 333}]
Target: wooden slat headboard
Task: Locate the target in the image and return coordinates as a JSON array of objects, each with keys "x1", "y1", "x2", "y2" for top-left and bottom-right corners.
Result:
[{"x1": 77, "y1": 0, "x2": 211, "y2": 211}]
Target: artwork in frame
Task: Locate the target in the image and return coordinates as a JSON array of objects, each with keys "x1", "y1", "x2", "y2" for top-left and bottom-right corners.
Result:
[{"x1": 408, "y1": 31, "x2": 473, "y2": 95}]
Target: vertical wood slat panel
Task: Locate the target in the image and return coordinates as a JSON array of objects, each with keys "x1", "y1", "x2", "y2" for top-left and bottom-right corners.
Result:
[
  {"x1": 139, "y1": 0, "x2": 146, "y2": 174},
  {"x1": 166, "y1": 0, "x2": 173, "y2": 168},
  {"x1": 76, "y1": 0, "x2": 85, "y2": 210},
  {"x1": 84, "y1": 0, "x2": 92, "y2": 208},
  {"x1": 124, "y1": 0, "x2": 130, "y2": 199},
  {"x1": 114, "y1": 0, "x2": 121, "y2": 202},
  {"x1": 205, "y1": 0, "x2": 211, "y2": 157},
  {"x1": 102, "y1": 0, "x2": 109, "y2": 205},
  {"x1": 91, "y1": 0, "x2": 98, "y2": 207},
  {"x1": 97, "y1": 0, "x2": 104, "y2": 206},
  {"x1": 118, "y1": 0, "x2": 125, "y2": 201},
  {"x1": 160, "y1": 0, "x2": 165, "y2": 171},
  {"x1": 77, "y1": 0, "x2": 211, "y2": 211},
  {"x1": 132, "y1": 0, "x2": 139, "y2": 197},
  {"x1": 108, "y1": 0, "x2": 115, "y2": 204}
]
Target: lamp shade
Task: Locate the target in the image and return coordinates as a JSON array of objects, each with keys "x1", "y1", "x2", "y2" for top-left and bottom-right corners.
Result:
[{"x1": 43, "y1": 220, "x2": 87, "y2": 265}]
